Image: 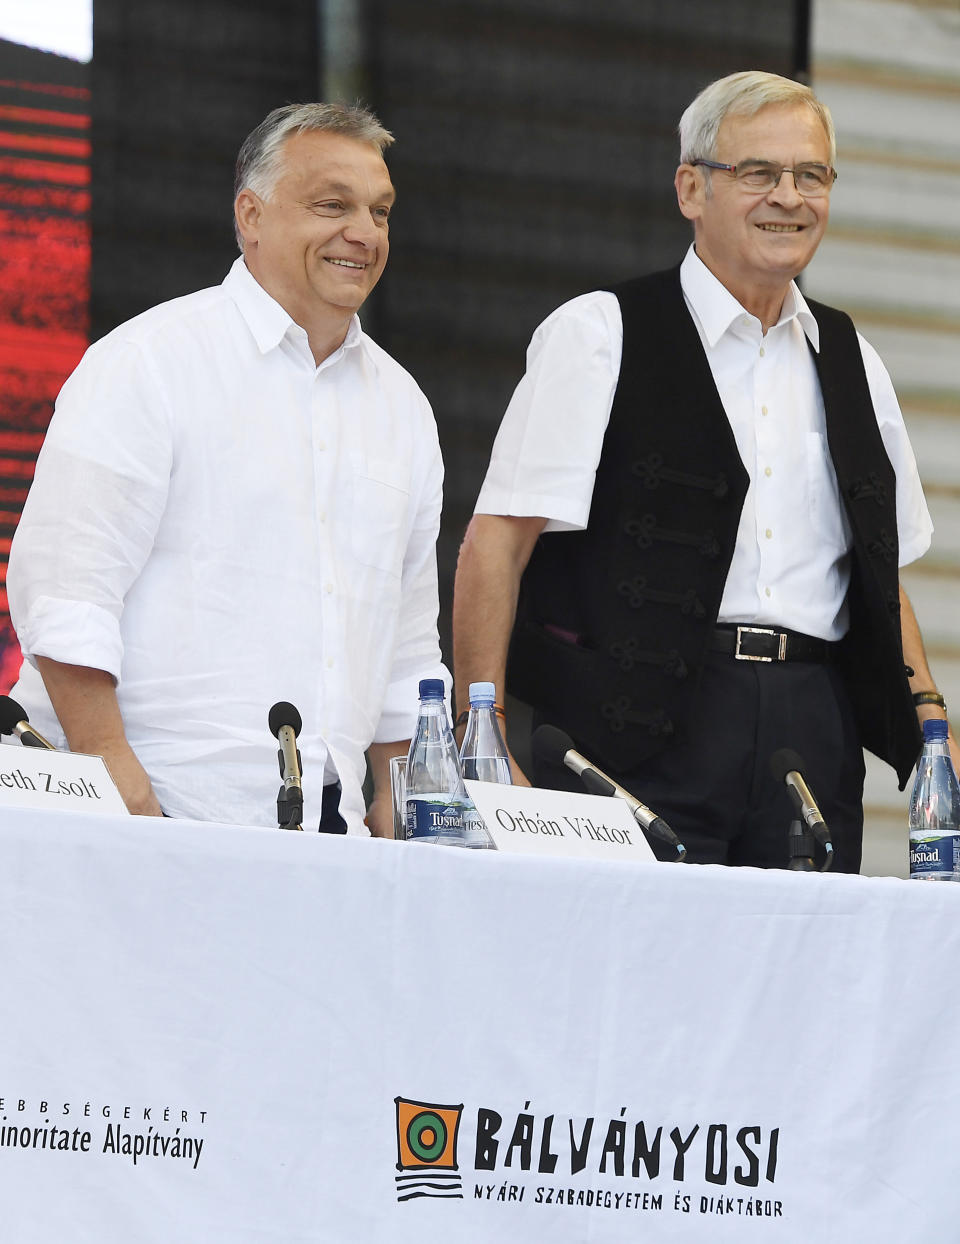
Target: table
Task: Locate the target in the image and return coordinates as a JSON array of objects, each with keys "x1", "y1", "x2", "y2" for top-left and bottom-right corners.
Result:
[{"x1": 1, "y1": 806, "x2": 957, "y2": 1241}]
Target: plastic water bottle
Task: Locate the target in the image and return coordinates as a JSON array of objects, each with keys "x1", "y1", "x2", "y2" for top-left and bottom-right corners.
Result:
[
  {"x1": 459, "y1": 682, "x2": 513, "y2": 784},
  {"x1": 908, "y1": 718, "x2": 960, "y2": 881},
  {"x1": 404, "y1": 678, "x2": 467, "y2": 846},
  {"x1": 457, "y1": 681, "x2": 507, "y2": 850}
]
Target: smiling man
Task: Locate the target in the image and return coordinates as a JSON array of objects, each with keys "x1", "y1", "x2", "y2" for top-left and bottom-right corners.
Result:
[
  {"x1": 453, "y1": 71, "x2": 948, "y2": 870},
  {"x1": 7, "y1": 102, "x2": 448, "y2": 834}
]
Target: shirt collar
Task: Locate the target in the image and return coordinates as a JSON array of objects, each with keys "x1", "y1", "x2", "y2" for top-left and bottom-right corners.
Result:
[
  {"x1": 679, "y1": 243, "x2": 820, "y2": 352},
  {"x1": 223, "y1": 255, "x2": 364, "y2": 357}
]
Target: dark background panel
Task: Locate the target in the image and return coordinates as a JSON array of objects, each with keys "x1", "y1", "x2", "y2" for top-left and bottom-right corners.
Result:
[
  {"x1": 90, "y1": 0, "x2": 319, "y2": 337},
  {"x1": 365, "y1": 0, "x2": 802, "y2": 657},
  {"x1": 87, "y1": 0, "x2": 805, "y2": 678}
]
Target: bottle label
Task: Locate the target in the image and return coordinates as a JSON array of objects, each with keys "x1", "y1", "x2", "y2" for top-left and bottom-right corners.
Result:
[
  {"x1": 462, "y1": 805, "x2": 496, "y2": 850},
  {"x1": 406, "y1": 797, "x2": 464, "y2": 842},
  {"x1": 909, "y1": 831, "x2": 960, "y2": 880}
]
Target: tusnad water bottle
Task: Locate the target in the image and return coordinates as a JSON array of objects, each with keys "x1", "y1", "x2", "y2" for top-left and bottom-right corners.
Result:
[
  {"x1": 459, "y1": 682, "x2": 512, "y2": 785},
  {"x1": 908, "y1": 718, "x2": 960, "y2": 881},
  {"x1": 404, "y1": 679, "x2": 468, "y2": 846}
]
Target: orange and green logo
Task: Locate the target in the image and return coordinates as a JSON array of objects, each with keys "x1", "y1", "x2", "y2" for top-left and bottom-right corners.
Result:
[{"x1": 394, "y1": 1096, "x2": 463, "y2": 1201}]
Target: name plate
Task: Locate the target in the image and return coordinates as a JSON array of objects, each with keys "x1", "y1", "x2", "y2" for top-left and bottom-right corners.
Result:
[
  {"x1": 0, "y1": 747, "x2": 128, "y2": 815},
  {"x1": 464, "y1": 780, "x2": 656, "y2": 863}
]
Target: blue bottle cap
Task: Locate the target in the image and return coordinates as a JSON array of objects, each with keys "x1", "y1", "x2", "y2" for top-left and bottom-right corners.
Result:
[
  {"x1": 922, "y1": 718, "x2": 949, "y2": 741},
  {"x1": 418, "y1": 678, "x2": 445, "y2": 700},
  {"x1": 469, "y1": 681, "x2": 496, "y2": 704}
]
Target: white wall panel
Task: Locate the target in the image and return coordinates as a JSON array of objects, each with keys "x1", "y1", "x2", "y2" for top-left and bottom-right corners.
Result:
[{"x1": 810, "y1": 0, "x2": 960, "y2": 873}]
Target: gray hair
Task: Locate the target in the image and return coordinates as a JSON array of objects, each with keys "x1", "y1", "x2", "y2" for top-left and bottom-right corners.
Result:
[
  {"x1": 233, "y1": 101, "x2": 394, "y2": 248},
  {"x1": 679, "y1": 71, "x2": 836, "y2": 169}
]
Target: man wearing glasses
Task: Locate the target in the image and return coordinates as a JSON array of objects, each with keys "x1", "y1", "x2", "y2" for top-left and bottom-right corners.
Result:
[{"x1": 453, "y1": 70, "x2": 949, "y2": 870}]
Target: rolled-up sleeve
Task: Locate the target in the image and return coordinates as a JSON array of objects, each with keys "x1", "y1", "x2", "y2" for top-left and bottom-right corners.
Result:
[{"x1": 8, "y1": 337, "x2": 173, "y2": 681}]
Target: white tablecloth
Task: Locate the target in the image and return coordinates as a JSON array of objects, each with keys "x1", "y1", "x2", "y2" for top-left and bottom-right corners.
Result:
[{"x1": 0, "y1": 806, "x2": 957, "y2": 1242}]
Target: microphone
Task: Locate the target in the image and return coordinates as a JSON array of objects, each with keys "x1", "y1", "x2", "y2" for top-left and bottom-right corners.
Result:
[
  {"x1": 269, "y1": 701, "x2": 304, "y2": 831},
  {"x1": 531, "y1": 724, "x2": 686, "y2": 860},
  {"x1": 0, "y1": 696, "x2": 57, "y2": 750},
  {"x1": 770, "y1": 748, "x2": 833, "y2": 871}
]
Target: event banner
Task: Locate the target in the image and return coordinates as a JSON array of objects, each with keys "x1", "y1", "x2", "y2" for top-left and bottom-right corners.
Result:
[{"x1": 1, "y1": 806, "x2": 958, "y2": 1241}]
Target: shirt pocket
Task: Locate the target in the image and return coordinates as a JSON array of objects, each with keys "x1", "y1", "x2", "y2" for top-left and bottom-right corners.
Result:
[
  {"x1": 805, "y1": 432, "x2": 851, "y2": 553},
  {"x1": 350, "y1": 459, "x2": 410, "y2": 580}
]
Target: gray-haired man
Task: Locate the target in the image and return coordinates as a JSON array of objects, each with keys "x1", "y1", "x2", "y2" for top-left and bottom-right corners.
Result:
[
  {"x1": 454, "y1": 71, "x2": 949, "y2": 870},
  {"x1": 9, "y1": 103, "x2": 447, "y2": 833}
]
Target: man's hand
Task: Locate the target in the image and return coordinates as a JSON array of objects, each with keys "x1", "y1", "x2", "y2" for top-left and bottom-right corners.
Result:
[
  {"x1": 364, "y1": 791, "x2": 397, "y2": 839},
  {"x1": 98, "y1": 741, "x2": 164, "y2": 816},
  {"x1": 913, "y1": 697, "x2": 960, "y2": 777},
  {"x1": 366, "y1": 739, "x2": 409, "y2": 839},
  {"x1": 34, "y1": 656, "x2": 164, "y2": 817},
  {"x1": 899, "y1": 585, "x2": 960, "y2": 774}
]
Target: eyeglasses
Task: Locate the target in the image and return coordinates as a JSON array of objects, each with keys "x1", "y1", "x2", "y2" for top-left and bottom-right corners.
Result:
[{"x1": 692, "y1": 159, "x2": 837, "y2": 197}]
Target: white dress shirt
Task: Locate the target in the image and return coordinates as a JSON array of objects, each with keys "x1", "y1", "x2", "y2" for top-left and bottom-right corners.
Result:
[
  {"x1": 476, "y1": 245, "x2": 932, "y2": 641},
  {"x1": 8, "y1": 257, "x2": 448, "y2": 831}
]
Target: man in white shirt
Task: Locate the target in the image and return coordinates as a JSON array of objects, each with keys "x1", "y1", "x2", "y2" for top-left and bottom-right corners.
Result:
[
  {"x1": 7, "y1": 102, "x2": 448, "y2": 834},
  {"x1": 453, "y1": 71, "x2": 951, "y2": 870}
]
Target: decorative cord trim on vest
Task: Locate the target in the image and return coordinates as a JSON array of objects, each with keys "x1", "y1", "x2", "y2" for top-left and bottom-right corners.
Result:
[
  {"x1": 601, "y1": 697, "x2": 675, "y2": 737},
  {"x1": 867, "y1": 530, "x2": 897, "y2": 564},
  {"x1": 608, "y1": 637, "x2": 688, "y2": 678},
  {"x1": 617, "y1": 576, "x2": 706, "y2": 617},
  {"x1": 847, "y1": 473, "x2": 888, "y2": 507},
  {"x1": 631, "y1": 452, "x2": 729, "y2": 499},
  {"x1": 625, "y1": 514, "x2": 721, "y2": 559}
]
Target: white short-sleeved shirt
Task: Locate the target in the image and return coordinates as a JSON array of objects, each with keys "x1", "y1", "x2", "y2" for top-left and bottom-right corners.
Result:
[
  {"x1": 8, "y1": 257, "x2": 449, "y2": 830},
  {"x1": 476, "y1": 246, "x2": 932, "y2": 641}
]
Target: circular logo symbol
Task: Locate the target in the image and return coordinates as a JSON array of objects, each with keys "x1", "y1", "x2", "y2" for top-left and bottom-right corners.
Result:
[{"x1": 406, "y1": 1110, "x2": 447, "y2": 1163}]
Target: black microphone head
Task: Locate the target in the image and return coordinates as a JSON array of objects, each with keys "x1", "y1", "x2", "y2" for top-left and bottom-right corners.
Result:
[
  {"x1": 531, "y1": 724, "x2": 575, "y2": 767},
  {"x1": 0, "y1": 695, "x2": 28, "y2": 735},
  {"x1": 268, "y1": 701, "x2": 302, "y2": 738},
  {"x1": 770, "y1": 748, "x2": 804, "y2": 783}
]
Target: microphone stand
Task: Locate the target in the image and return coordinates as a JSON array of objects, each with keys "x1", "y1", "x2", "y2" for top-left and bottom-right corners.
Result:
[
  {"x1": 269, "y1": 704, "x2": 305, "y2": 831},
  {"x1": 276, "y1": 738, "x2": 304, "y2": 831},
  {"x1": 786, "y1": 817, "x2": 816, "y2": 872},
  {"x1": 277, "y1": 785, "x2": 303, "y2": 832}
]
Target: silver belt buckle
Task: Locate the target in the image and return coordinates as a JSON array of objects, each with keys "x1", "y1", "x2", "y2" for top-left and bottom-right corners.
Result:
[{"x1": 735, "y1": 625, "x2": 786, "y2": 662}]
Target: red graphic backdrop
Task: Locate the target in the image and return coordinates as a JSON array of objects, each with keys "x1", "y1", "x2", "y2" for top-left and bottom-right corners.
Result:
[{"x1": 0, "y1": 49, "x2": 90, "y2": 692}]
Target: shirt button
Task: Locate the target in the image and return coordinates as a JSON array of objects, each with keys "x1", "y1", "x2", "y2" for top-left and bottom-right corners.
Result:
[
  {"x1": 764, "y1": 466, "x2": 772, "y2": 477},
  {"x1": 761, "y1": 405, "x2": 769, "y2": 416},
  {"x1": 759, "y1": 347, "x2": 766, "y2": 357},
  {"x1": 317, "y1": 439, "x2": 327, "y2": 451},
  {"x1": 765, "y1": 587, "x2": 772, "y2": 598},
  {"x1": 326, "y1": 657, "x2": 335, "y2": 669},
  {"x1": 765, "y1": 528, "x2": 773, "y2": 539},
  {"x1": 324, "y1": 582, "x2": 334, "y2": 594},
  {"x1": 318, "y1": 509, "x2": 327, "y2": 523}
]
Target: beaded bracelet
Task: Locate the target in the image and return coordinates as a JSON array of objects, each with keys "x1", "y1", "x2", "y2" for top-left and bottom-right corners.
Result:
[{"x1": 455, "y1": 704, "x2": 506, "y2": 729}]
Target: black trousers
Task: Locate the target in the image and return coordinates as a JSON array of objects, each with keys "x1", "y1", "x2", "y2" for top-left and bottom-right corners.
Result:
[
  {"x1": 532, "y1": 650, "x2": 865, "y2": 872},
  {"x1": 319, "y1": 782, "x2": 347, "y2": 835}
]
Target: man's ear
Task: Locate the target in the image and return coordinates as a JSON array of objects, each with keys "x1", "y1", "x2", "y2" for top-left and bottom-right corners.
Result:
[
  {"x1": 234, "y1": 189, "x2": 263, "y2": 246},
  {"x1": 674, "y1": 164, "x2": 705, "y2": 223}
]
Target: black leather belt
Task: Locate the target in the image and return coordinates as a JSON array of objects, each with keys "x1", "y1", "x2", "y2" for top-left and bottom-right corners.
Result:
[{"x1": 709, "y1": 624, "x2": 835, "y2": 663}]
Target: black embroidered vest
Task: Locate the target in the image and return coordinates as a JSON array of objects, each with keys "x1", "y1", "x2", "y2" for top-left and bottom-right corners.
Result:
[{"x1": 508, "y1": 268, "x2": 920, "y2": 788}]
